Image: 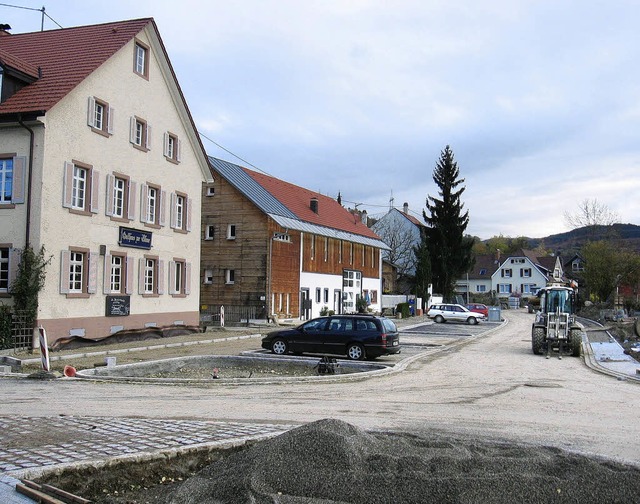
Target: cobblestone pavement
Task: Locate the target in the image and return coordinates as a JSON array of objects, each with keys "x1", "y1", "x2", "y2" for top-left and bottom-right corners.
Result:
[
  {"x1": 0, "y1": 416, "x2": 295, "y2": 502},
  {"x1": 0, "y1": 416, "x2": 294, "y2": 476}
]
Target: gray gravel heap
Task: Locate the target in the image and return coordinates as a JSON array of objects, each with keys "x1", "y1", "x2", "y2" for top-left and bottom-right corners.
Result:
[{"x1": 168, "y1": 418, "x2": 640, "y2": 503}]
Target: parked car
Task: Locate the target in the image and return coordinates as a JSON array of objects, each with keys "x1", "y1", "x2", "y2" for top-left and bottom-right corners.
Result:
[
  {"x1": 427, "y1": 303, "x2": 485, "y2": 325},
  {"x1": 261, "y1": 314, "x2": 401, "y2": 360},
  {"x1": 466, "y1": 303, "x2": 489, "y2": 317}
]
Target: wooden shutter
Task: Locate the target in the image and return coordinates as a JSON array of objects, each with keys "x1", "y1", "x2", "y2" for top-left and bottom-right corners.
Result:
[
  {"x1": 159, "y1": 190, "x2": 166, "y2": 227},
  {"x1": 157, "y1": 259, "x2": 165, "y2": 295},
  {"x1": 107, "y1": 106, "x2": 114, "y2": 134},
  {"x1": 169, "y1": 192, "x2": 177, "y2": 229},
  {"x1": 90, "y1": 169, "x2": 100, "y2": 213},
  {"x1": 177, "y1": 140, "x2": 182, "y2": 162},
  {"x1": 88, "y1": 252, "x2": 98, "y2": 294},
  {"x1": 8, "y1": 247, "x2": 21, "y2": 290},
  {"x1": 87, "y1": 96, "x2": 96, "y2": 126},
  {"x1": 140, "y1": 184, "x2": 148, "y2": 223},
  {"x1": 127, "y1": 180, "x2": 137, "y2": 220},
  {"x1": 186, "y1": 197, "x2": 192, "y2": 232},
  {"x1": 138, "y1": 257, "x2": 146, "y2": 294},
  {"x1": 103, "y1": 253, "x2": 112, "y2": 294},
  {"x1": 125, "y1": 256, "x2": 134, "y2": 294},
  {"x1": 12, "y1": 156, "x2": 26, "y2": 204},
  {"x1": 185, "y1": 262, "x2": 191, "y2": 295},
  {"x1": 62, "y1": 162, "x2": 74, "y2": 208},
  {"x1": 59, "y1": 251, "x2": 70, "y2": 294},
  {"x1": 168, "y1": 261, "x2": 176, "y2": 295},
  {"x1": 146, "y1": 124, "x2": 151, "y2": 149},
  {"x1": 105, "y1": 174, "x2": 115, "y2": 217},
  {"x1": 129, "y1": 117, "x2": 137, "y2": 144},
  {"x1": 163, "y1": 132, "x2": 169, "y2": 156}
]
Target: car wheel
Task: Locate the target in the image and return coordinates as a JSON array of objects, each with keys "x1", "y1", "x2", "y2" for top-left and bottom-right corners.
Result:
[
  {"x1": 347, "y1": 343, "x2": 365, "y2": 360},
  {"x1": 271, "y1": 338, "x2": 288, "y2": 355},
  {"x1": 467, "y1": 316, "x2": 478, "y2": 325},
  {"x1": 434, "y1": 315, "x2": 445, "y2": 323}
]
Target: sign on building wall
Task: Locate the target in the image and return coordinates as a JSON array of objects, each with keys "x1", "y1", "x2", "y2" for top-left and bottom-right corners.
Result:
[
  {"x1": 119, "y1": 226, "x2": 152, "y2": 249},
  {"x1": 106, "y1": 295, "x2": 131, "y2": 316}
]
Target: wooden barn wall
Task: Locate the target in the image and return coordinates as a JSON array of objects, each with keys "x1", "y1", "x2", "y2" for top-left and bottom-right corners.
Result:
[
  {"x1": 268, "y1": 220, "x2": 301, "y2": 318},
  {"x1": 301, "y1": 234, "x2": 380, "y2": 279},
  {"x1": 200, "y1": 176, "x2": 269, "y2": 311}
]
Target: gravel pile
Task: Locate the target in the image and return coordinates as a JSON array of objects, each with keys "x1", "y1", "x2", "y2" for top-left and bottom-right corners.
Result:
[{"x1": 167, "y1": 419, "x2": 640, "y2": 504}]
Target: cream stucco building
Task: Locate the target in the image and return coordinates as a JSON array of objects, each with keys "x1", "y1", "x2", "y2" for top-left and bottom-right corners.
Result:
[{"x1": 0, "y1": 19, "x2": 212, "y2": 345}]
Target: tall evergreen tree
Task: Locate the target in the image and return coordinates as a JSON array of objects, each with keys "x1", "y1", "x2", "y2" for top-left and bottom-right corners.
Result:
[{"x1": 421, "y1": 145, "x2": 474, "y2": 301}]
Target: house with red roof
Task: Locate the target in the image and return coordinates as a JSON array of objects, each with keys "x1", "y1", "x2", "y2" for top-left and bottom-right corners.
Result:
[
  {"x1": 0, "y1": 19, "x2": 212, "y2": 346},
  {"x1": 202, "y1": 157, "x2": 389, "y2": 320}
]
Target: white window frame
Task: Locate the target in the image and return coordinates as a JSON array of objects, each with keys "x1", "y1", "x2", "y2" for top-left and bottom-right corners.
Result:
[
  {"x1": 205, "y1": 224, "x2": 215, "y2": 240},
  {"x1": 204, "y1": 268, "x2": 213, "y2": 284},
  {"x1": 87, "y1": 96, "x2": 113, "y2": 135},
  {"x1": 227, "y1": 224, "x2": 236, "y2": 240},
  {"x1": 134, "y1": 41, "x2": 149, "y2": 77},
  {"x1": 225, "y1": 269, "x2": 235, "y2": 285}
]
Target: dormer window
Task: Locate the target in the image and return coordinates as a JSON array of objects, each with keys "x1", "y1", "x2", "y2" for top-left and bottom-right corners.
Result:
[{"x1": 134, "y1": 40, "x2": 149, "y2": 78}]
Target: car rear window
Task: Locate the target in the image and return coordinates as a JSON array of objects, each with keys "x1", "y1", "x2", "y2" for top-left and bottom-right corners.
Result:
[
  {"x1": 382, "y1": 319, "x2": 397, "y2": 333},
  {"x1": 356, "y1": 319, "x2": 377, "y2": 331}
]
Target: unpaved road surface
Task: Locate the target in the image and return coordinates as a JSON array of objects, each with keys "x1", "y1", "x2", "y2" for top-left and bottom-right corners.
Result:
[{"x1": 2, "y1": 310, "x2": 638, "y2": 467}]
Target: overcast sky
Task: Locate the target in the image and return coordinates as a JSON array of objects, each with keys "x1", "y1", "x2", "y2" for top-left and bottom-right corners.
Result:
[{"x1": 3, "y1": 1, "x2": 639, "y2": 239}]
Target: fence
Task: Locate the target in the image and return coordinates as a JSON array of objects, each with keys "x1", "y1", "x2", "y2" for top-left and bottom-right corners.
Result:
[
  {"x1": 200, "y1": 305, "x2": 259, "y2": 327},
  {"x1": 12, "y1": 310, "x2": 34, "y2": 351}
]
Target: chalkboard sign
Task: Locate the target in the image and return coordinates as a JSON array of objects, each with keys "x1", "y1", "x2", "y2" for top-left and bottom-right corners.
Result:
[{"x1": 106, "y1": 295, "x2": 130, "y2": 317}]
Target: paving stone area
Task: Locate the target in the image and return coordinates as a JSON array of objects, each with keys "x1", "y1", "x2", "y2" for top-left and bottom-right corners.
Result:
[{"x1": 0, "y1": 416, "x2": 294, "y2": 475}]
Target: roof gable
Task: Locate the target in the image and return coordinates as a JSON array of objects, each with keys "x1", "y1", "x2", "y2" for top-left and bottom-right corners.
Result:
[{"x1": 0, "y1": 18, "x2": 151, "y2": 115}]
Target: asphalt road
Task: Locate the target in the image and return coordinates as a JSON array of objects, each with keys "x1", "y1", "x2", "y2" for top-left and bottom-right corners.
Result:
[{"x1": 2, "y1": 310, "x2": 638, "y2": 467}]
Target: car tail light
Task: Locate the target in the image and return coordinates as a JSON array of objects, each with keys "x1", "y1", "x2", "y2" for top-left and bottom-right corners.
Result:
[{"x1": 381, "y1": 333, "x2": 387, "y2": 347}]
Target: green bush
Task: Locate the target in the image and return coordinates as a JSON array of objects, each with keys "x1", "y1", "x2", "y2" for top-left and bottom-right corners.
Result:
[
  {"x1": 396, "y1": 303, "x2": 410, "y2": 318},
  {"x1": 0, "y1": 305, "x2": 12, "y2": 350}
]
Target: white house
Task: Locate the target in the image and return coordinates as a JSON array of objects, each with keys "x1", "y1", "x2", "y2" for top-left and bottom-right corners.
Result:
[{"x1": 0, "y1": 19, "x2": 212, "y2": 346}]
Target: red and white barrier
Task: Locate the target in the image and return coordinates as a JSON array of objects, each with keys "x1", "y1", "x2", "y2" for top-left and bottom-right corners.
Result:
[
  {"x1": 38, "y1": 326, "x2": 50, "y2": 372},
  {"x1": 220, "y1": 305, "x2": 225, "y2": 327}
]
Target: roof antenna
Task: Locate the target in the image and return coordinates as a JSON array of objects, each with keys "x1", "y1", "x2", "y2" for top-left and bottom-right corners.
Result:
[{"x1": 389, "y1": 190, "x2": 394, "y2": 210}]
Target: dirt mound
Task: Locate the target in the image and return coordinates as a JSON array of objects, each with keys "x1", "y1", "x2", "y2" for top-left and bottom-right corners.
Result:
[{"x1": 165, "y1": 419, "x2": 640, "y2": 504}]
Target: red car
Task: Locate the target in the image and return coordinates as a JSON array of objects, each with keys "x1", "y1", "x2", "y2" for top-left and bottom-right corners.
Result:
[{"x1": 466, "y1": 303, "x2": 489, "y2": 317}]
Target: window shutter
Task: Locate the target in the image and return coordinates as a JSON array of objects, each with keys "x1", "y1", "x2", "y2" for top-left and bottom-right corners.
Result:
[
  {"x1": 168, "y1": 261, "x2": 176, "y2": 295},
  {"x1": 163, "y1": 132, "x2": 169, "y2": 156},
  {"x1": 107, "y1": 106, "x2": 114, "y2": 134},
  {"x1": 8, "y1": 248, "x2": 21, "y2": 290},
  {"x1": 138, "y1": 257, "x2": 145, "y2": 294},
  {"x1": 177, "y1": 140, "x2": 182, "y2": 162},
  {"x1": 186, "y1": 198, "x2": 192, "y2": 232},
  {"x1": 159, "y1": 190, "x2": 166, "y2": 227},
  {"x1": 146, "y1": 124, "x2": 151, "y2": 149},
  {"x1": 501, "y1": 270, "x2": 504, "y2": 278},
  {"x1": 60, "y1": 250, "x2": 71, "y2": 294},
  {"x1": 127, "y1": 180, "x2": 137, "y2": 220},
  {"x1": 90, "y1": 169, "x2": 100, "y2": 213},
  {"x1": 62, "y1": 162, "x2": 74, "y2": 208},
  {"x1": 103, "y1": 254, "x2": 112, "y2": 294},
  {"x1": 125, "y1": 256, "x2": 134, "y2": 294},
  {"x1": 157, "y1": 259, "x2": 165, "y2": 294},
  {"x1": 185, "y1": 262, "x2": 191, "y2": 295},
  {"x1": 88, "y1": 252, "x2": 98, "y2": 294},
  {"x1": 129, "y1": 117, "x2": 137, "y2": 144},
  {"x1": 170, "y1": 192, "x2": 177, "y2": 229},
  {"x1": 87, "y1": 96, "x2": 96, "y2": 126},
  {"x1": 12, "y1": 156, "x2": 26, "y2": 204},
  {"x1": 105, "y1": 174, "x2": 114, "y2": 217},
  {"x1": 140, "y1": 184, "x2": 148, "y2": 223}
]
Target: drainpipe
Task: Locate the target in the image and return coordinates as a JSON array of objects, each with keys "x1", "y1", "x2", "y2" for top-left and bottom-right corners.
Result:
[{"x1": 17, "y1": 115, "x2": 35, "y2": 247}]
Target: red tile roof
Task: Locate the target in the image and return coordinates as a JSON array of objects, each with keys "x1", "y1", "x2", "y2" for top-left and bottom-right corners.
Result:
[
  {"x1": 243, "y1": 167, "x2": 382, "y2": 240},
  {"x1": 0, "y1": 18, "x2": 152, "y2": 115}
]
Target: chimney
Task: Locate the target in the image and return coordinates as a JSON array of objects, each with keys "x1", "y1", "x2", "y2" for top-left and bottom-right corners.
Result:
[
  {"x1": 310, "y1": 197, "x2": 318, "y2": 214},
  {"x1": 361, "y1": 209, "x2": 367, "y2": 225},
  {"x1": 0, "y1": 24, "x2": 12, "y2": 36},
  {"x1": 403, "y1": 202, "x2": 409, "y2": 214},
  {"x1": 495, "y1": 249, "x2": 501, "y2": 263}
]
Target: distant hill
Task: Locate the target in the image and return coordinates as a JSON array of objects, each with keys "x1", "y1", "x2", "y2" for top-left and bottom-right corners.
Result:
[{"x1": 528, "y1": 223, "x2": 640, "y2": 256}]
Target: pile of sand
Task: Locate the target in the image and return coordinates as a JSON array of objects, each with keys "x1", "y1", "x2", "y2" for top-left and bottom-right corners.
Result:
[{"x1": 166, "y1": 418, "x2": 640, "y2": 503}]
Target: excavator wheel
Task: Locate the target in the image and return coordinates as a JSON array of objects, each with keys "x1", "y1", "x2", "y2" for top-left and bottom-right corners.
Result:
[{"x1": 570, "y1": 329, "x2": 582, "y2": 357}]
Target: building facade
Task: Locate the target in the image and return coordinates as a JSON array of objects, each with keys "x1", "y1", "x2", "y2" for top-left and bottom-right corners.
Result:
[
  {"x1": 202, "y1": 158, "x2": 388, "y2": 321},
  {"x1": 0, "y1": 19, "x2": 212, "y2": 345}
]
